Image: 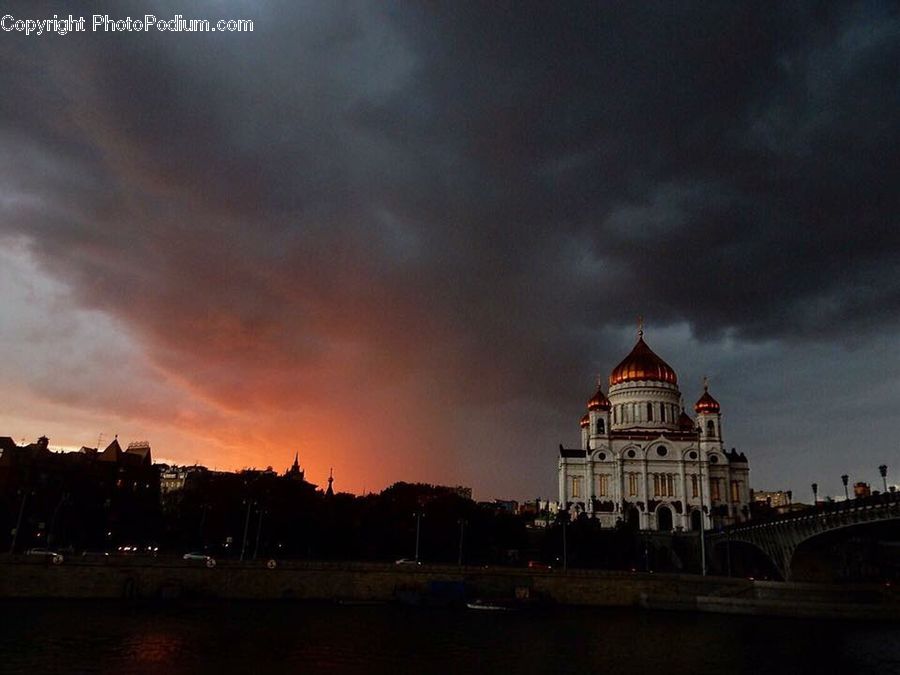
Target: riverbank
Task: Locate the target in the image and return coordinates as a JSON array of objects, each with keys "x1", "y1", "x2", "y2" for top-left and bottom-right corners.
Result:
[{"x1": 1, "y1": 556, "x2": 896, "y2": 620}]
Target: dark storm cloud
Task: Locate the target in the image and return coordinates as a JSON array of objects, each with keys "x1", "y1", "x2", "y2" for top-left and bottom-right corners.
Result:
[{"x1": 2, "y1": 1, "x2": 899, "y2": 495}]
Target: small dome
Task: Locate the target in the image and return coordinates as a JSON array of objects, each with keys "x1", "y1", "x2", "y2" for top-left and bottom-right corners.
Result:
[
  {"x1": 580, "y1": 413, "x2": 590, "y2": 428},
  {"x1": 694, "y1": 387, "x2": 720, "y2": 414},
  {"x1": 609, "y1": 335, "x2": 677, "y2": 386},
  {"x1": 587, "y1": 384, "x2": 611, "y2": 411}
]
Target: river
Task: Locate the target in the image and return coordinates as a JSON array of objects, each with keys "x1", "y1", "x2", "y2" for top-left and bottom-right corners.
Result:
[{"x1": 2, "y1": 600, "x2": 899, "y2": 674}]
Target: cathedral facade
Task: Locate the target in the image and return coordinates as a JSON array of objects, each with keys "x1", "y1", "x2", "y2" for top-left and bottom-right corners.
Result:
[{"x1": 558, "y1": 330, "x2": 750, "y2": 531}]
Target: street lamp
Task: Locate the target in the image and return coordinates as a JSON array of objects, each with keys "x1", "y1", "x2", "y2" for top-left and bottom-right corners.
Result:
[
  {"x1": 240, "y1": 499, "x2": 255, "y2": 562},
  {"x1": 879, "y1": 465, "x2": 888, "y2": 493},
  {"x1": 253, "y1": 507, "x2": 266, "y2": 560},
  {"x1": 457, "y1": 518, "x2": 466, "y2": 566},
  {"x1": 8, "y1": 489, "x2": 32, "y2": 555},
  {"x1": 811, "y1": 483, "x2": 818, "y2": 505},
  {"x1": 413, "y1": 511, "x2": 424, "y2": 563},
  {"x1": 841, "y1": 475, "x2": 849, "y2": 501}
]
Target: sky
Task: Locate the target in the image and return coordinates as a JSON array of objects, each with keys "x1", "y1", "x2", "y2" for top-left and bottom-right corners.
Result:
[{"x1": 1, "y1": 1, "x2": 898, "y2": 502}]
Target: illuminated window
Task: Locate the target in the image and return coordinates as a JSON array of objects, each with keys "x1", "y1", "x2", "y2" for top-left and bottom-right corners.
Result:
[
  {"x1": 653, "y1": 473, "x2": 675, "y2": 497},
  {"x1": 711, "y1": 479, "x2": 722, "y2": 502},
  {"x1": 596, "y1": 474, "x2": 609, "y2": 497},
  {"x1": 627, "y1": 473, "x2": 639, "y2": 497},
  {"x1": 691, "y1": 474, "x2": 699, "y2": 498},
  {"x1": 572, "y1": 477, "x2": 582, "y2": 499},
  {"x1": 730, "y1": 480, "x2": 740, "y2": 503}
]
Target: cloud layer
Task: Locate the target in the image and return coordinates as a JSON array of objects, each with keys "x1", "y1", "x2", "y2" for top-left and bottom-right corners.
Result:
[{"x1": 1, "y1": 1, "x2": 899, "y2": 498}]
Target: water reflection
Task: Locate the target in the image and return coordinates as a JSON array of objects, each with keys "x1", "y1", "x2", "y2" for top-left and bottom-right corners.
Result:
[{"x1": 1, "y1": 601, "x2": 898, "y2": 674}]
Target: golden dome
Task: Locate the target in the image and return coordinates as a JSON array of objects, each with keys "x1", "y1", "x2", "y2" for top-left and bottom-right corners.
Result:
[
  {"x1": 609, "y1": 335, "x2": 677, "y2": 386},
  {"x1": 694, "y1": 386, "x2": 720, "y2": 414},
  {"x1": 587, "y1": 384, "x2": 611, "y2": 411},
  {"x1": 580, "y1": 413, "x2": 590, "y2": 428}
]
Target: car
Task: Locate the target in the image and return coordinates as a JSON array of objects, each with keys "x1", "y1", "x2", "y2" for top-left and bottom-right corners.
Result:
[
  {"x1": 183, "y1": 552, "x2": 216, "y2": 567},
  {"x1": 81, "y1": 551, "x2": 110, "y2": 559},
  {"x1": 25, "y1": 548, "x2": 64, "y2": 564},
  {"x1": 527, "y1": 561, "x2": 552, "y2": 571},
  {"x1": 394, "y1": 558, "x2": 422, "y2": 567}
]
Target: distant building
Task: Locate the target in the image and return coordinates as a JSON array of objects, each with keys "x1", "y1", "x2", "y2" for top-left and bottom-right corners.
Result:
[
  {"x1": 558, "y1": 329, "x2": 751, "y2": 531},
  {"x1": 0, "y1": 435, "x2": 160, "y2": 552},
  {"x1": 285, "y1": 453, "x2": 305, "y2": 481},
  {"x1": 752, "y1": 490, "x2": 792, "y2": 509},
  {"x1": 491, "y1": 499, "x2": 518, "y2": 514},
  {"x1": 158, "y1": 464, "x2": 208, "y2": 495}
]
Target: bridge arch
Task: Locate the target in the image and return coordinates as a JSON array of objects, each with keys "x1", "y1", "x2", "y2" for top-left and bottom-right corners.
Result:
[{"x1": 711, "y1": 494, "x2": 900, "y2": 581}]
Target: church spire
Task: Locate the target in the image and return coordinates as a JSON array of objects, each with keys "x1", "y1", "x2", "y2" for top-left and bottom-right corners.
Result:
[
  {"x1": 286, "y1": 452, "x2": 304, "y2": 480},
  {"x1": 325, "y1": 468, "x2": 334, "y2": 497}
]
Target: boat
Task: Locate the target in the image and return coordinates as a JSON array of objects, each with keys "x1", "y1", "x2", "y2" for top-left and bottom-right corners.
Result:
[{"x1": 466, "y1": 599, "x2": 519, "y2": 611}]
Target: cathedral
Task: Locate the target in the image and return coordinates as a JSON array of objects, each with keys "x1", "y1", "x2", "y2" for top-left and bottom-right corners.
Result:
[{"x1": 558, "y1": 329, "x2": 750, "y2": 531}]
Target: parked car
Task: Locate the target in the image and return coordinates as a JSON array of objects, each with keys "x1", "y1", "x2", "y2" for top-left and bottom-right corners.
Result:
[
  {"x1": 81, "y1": 551, "x2": 110, "y2": 559},
  {"x1": 394, "y1": 558, "x2": 422, "y2": 567},
  {"x1": 25, "y1": 548, "x2": 64, "y2": 564},
  {"x1": 527, "y1": 560, "x2": 552, "y2": 571},
  {"x1": 183, "y1": 552, "x2": 216, "y2": 567}
]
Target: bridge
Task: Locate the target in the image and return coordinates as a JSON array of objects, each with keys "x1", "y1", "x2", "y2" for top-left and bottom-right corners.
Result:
[{"x1": 708, "y1": 492, "x2": 900, "y2": 580}]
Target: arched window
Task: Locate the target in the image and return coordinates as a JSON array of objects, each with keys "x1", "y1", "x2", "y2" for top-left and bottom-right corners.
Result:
[
  {"x1": 660, "y1": 404, "x2": 666, "y2": 423},
  {"x1": 707, "y1": 420, "x2": 715, "y2": 436},
  {"x1": 690, "y1": 509, "x2": 702, "y2": 531},
  {"x1": 596, "y1": 418, "x2": 605, "y2": 434},
  {"x1": 646, "y1": 402, "x2": 653, "y2": 421},
  {"x1": 657, "y1": 506, "x2": 673, "y2": 532}
]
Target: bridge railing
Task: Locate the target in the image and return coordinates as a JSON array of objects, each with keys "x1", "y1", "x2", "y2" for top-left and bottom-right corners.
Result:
[{"x1": 718, "y1": 490, "x2": 900, "y2": 535}]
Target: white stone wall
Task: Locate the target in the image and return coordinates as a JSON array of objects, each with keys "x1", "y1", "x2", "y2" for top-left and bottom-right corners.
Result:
[{"x1": 607, "y1": 380, "x2": 682, "y2": 431}]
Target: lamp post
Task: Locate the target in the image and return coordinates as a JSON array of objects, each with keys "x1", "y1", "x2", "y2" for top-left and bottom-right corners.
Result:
[
  {"x1": 841, "y1": 475, "x2": 849, "y2": 501},
  {"x1": 47, "y1": 492, "x2": 70, "y2": 548},
  {"x1": 697, "y1": 430, "x2": 706, "y2": 577},
  {"x1": 240, "y1": 499, "x2": 254, "y2": 562},
  {"x1": 252, "y1": 507, "x2": 266, "y2": 560},
  {"x1": 457, "y1": 519, "x2": 466, "y2": 566},
  {"x1": 9, "y1": 489, "x2": 31, "y2": 555},
  {"x1": 811, "y1": 483, "x2": 818, "y2": 506},
  {"x1": 879, "y1": 465, "x2": 888, "y2": 493},
  {"x1": 414, "y1": 511, "x2": 423, "y2": 563}
]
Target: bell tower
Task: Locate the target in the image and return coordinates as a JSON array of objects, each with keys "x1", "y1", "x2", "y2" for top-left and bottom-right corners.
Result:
[
  {"x1": 694, "y1": 377, "x2": 723, "y2": 450},
  {"x1": 586, "y1": 380, "x2": 611, "y2": 450}
]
